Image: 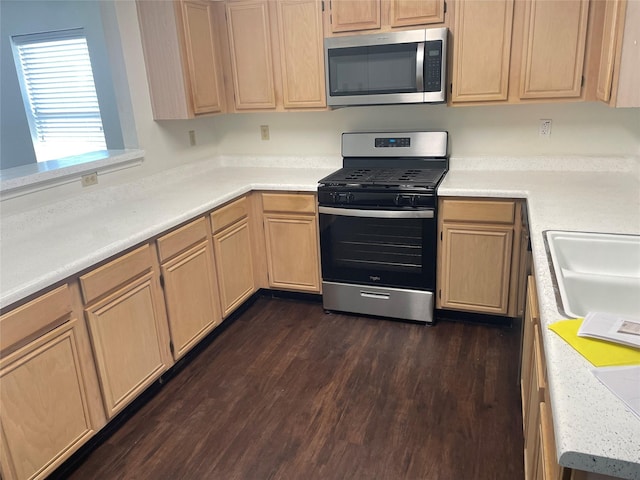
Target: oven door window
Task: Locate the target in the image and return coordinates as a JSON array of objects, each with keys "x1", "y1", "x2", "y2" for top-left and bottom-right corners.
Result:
[
  {"x1": 328, "y1": 43, "x2": 419, "y2": 96},
  {"x1": 319, "y1": 212, "x2": 436, "y2": 290}
]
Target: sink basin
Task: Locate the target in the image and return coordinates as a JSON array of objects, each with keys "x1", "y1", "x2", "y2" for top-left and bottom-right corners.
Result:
[{"x1": 545, "y1": 231, "x2": 640, "y2": 318}]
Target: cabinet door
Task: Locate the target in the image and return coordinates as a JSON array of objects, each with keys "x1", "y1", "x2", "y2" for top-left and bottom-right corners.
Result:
[
  {"x1": 0, "y1": 320, "x2": 96, "y2": 480},
  {"x1": 520, "y1": 275, "x2": 537, "y2": 430},
  {"x1": 85, "y1": 273, "x2": 168, "y2": 418},
  {"x1": 161, "y1": 241, "x2": 221, "y2": 360},
  {"x1": 525, "y1": 324, "x2": 546, "y2": 480},
  {"x1": 277, "y1": 0, "x2": 326, "y2": 108},
  {"x1": 519, "y1": 0, "x2": 589, "y2": 99},
  {"x1": 439, "y1": 224, "x2": 513, "y2": 314},
  {"x1": 596, "y1": 0, "x2": 624, "y2": 103},
  {"x1": 389, "y1": 0, "x2": 444, "y2": 27},
  {"x1": 213, "y1": 219, "x2": 255, "y2": 317},
  {"x1": 538, "y1": 402, "x2": 566, "y2": 480},
  {"x1": 180, "y1": 0, "x2": 224, "y2": 114},
  {"x1": 451, "y1": 0, "x2": 514, "y2": 102},
  {"x1": 597, "y1": 0, "x2": 640, "y2": 107},
  {"x1": 330, "y1": 0, "x2": 381, "y2": 33},
  {"x1": 263, "y1": 213, "x2": 320, "y2": 292},
  {"x1": 226, "y1": 0, "x2": 277, "y2": 109}
]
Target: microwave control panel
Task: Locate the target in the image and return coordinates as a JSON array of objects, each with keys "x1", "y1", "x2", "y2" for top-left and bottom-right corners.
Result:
[{"x1": 424, "y1": 40, "x2": 443, "y2": 92}]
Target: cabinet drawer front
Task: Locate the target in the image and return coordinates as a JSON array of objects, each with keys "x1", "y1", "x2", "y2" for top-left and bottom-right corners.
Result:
[
  {"x1": 80, "y1": 245, "x2": 153, "y2": 304},
  {"x1": 0, "y1": 284, "x2": 72, "y2": 354},
  {"x1": 210, "y1": 196, "x2": 249, "y2": 233},
  {"x1": 262, "y1": 192, "x2": 316, "y2": 213},
  {"x1": 441, "y1": 199, "x2": 515, "y2": 224},
  {"x1": 157, "y1": 217, "x2": 209, "y2": 263}
]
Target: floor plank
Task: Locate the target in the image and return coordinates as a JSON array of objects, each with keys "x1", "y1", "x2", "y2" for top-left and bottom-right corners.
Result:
[{"x1": 64, "y1": 297, "x2": 524, "y2": 479}]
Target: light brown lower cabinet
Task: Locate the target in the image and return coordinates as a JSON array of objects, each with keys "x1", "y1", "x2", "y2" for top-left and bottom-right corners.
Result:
[
  {"x1": 0, "y1": 285, "x2": 105, "y2": 480},
  {"x1": 80, "y1": 245, "x2": 173, "y2": 419},
  {"x1": 0, "y1": 191, "x2": 318, "y2": 479},
  {"x1": 437, "y1": 198, "x2": 526, "y2": 317},
  {"x1": 211, "y1": 196, "x2": 256, "y2": 317},
  {"x1": 520, "y1": 275, "x2": 577, "y2": 480},
  {"x1": 262, "y1": 192, "x2": 321, "y2": 293},
  {"x1": 157, "y1": 217, "x2": 221, "y2": 360}
]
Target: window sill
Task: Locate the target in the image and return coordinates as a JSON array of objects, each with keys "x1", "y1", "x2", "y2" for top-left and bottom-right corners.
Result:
[{"x1": 0, "y1": 149, "x2": 144, "y2": 200}]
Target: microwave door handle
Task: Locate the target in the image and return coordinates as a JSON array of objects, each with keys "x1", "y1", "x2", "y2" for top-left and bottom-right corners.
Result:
[{"x1": 416, "y1": 42, "x2": 425, "y2": 91}]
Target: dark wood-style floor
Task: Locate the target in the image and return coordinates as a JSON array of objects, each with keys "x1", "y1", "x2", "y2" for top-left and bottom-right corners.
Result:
[{"x1": 64, "y1": 296, "x2": 524, "y2": 480}]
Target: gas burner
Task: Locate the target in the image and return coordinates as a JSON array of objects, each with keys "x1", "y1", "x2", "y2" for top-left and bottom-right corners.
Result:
[{"x1": 320, "y1": 167, "x2": 446, "y2": 189}]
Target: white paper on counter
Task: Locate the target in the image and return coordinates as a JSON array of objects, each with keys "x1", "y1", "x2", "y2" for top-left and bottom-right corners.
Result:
[
  {"x1": 592, "y1": 366, "x2": 640, "y2": 420},
  {"x1": 579, "y1": 312, "x2": 640, "y2": 349}
]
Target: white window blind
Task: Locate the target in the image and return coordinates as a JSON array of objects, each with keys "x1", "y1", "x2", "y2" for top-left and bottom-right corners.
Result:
[{"x1": 12, "y1": 29, "x2": 106, "y2": 162}]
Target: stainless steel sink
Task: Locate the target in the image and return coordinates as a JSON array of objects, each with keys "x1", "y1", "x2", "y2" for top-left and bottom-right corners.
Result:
[{"x1": 545, "y1": 231, "x2": 640, "y2": 318}]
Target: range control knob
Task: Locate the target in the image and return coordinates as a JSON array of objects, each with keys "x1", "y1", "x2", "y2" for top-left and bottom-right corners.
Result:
[
  {"x1": 333, "y1": 192, "x2": 353, "y2": 204},
  {"x1": 395, "y1": 194, "x2": 415, "y2": 206}
]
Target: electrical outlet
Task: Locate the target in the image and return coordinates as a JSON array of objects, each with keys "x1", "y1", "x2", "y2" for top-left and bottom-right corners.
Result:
[
  {"x1": 81, "y1": 172, "x2": 98, "y2": 187},
  {"x1": 539, "y1": 119, "x2": 552, "y2": 137},
  {"x1": 189, "y1": 130, "x2": 196, "y2": 146},
  {"x1": 260, "y1": 125, "x2": 270, "y2": 141}
]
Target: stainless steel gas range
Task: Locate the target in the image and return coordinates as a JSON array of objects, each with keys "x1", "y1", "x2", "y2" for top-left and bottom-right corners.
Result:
[{"x1": 318, "y1": 131, "x2": 448, "y2": 324}]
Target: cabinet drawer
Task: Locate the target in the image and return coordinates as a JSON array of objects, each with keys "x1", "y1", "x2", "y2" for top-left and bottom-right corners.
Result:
[
  {"x1": 80, "y1": 245, "x2": 153, "y2": 304},
  {"x1": 441, "y1": 199, "x2": 516, "y2": 224},
  {"x1": 210, "y1": 196, "x2": 248, "y2": 233},
  {"x1": 0, "y1": 284, "x2": 72, "y2": 354},
  {"x1": 262, "y1": 192, "x2": 316, "y2": 213},
  {"x1": 157, "y1": 217, "x2": 208, "y2": 263}
]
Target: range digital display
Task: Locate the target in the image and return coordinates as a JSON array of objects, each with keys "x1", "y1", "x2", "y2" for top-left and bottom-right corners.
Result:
[{"x1": 375, "y1": 137, "x2": 411, "y2": 147}]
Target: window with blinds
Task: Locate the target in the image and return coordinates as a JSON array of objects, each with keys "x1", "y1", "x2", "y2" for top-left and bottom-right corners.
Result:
[{"x1": 12, "y1": 28, "x2": 106, "y2": 162}]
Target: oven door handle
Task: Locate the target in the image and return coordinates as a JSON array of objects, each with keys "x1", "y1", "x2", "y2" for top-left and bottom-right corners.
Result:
[{"x1": 319, "y1": 206, "x2": 434, "y2": 219}]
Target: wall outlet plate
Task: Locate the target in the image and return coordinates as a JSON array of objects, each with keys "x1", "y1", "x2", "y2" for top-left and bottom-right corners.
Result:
[
  {"x1": 81, "y1": 172, "x2": 98, "y2": 187},
  {"x1": 260, "y1": 125, "x2": 270, "y2": 141},
  {"x1": 539, "y1": 119, "x2": 552, "y2": 137}
]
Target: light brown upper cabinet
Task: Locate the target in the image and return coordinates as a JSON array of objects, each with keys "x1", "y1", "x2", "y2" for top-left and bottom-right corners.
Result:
[
  {"x1": 326, "y1": 0, "x2": 445, "y2": 35},
  {"x1": 390, "y1": 0, "x2": 445, "y2": 27},
  {"x1": 277, "y1": 0, "x2": 326, "y2": 108},
  {"x1": 224, "y1": 0, "x2": 326, "y2": 111},
  {"x1": 451, "y1": 0, "x2": 514, "y2": 102},
  {"x1": 226, "y1": 0, "x2": 277, "y2": 109},
  {"x1": 519, "y1": 0, "x2": 590, "y2": 99},
  {"x1": 137, "y1": 0, "x2": 226, "y2": 119},
  {"x1": 329, "y1": 0, "x2": 381, "y2": 33},
  {"x1": 450, "y1": 0, "x2": 606, "y2": 105},
  {"x1": 596, "y1": 0, "x2": 640, "y2": 107}
]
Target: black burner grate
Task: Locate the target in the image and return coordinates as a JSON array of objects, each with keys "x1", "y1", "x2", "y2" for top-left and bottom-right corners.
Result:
[{"x1": 321, "y1": 167, "x2": 445, "y2": 188}]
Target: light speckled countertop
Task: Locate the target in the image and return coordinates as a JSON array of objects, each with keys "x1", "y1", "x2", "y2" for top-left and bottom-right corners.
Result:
[{"x1": 1, "y1": 154, "x2": 639, "y2": 478}]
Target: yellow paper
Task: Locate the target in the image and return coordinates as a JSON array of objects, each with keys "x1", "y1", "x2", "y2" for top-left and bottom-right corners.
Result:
[{"x1": 548, "y1": 319, "x2": 640, "y2": 367}]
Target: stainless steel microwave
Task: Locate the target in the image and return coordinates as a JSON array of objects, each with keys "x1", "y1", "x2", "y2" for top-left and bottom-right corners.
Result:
[{"x1": 324, "y1": 27, "x2": 447, "y2": 107}]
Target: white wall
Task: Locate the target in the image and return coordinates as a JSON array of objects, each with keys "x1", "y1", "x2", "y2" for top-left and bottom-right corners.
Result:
[
  {"x1": 2, "y1": 0, "x2": 639, "y2": 215},
  {"x1": 206, "y1": 103, "x2": 640, "y2": 157}
]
